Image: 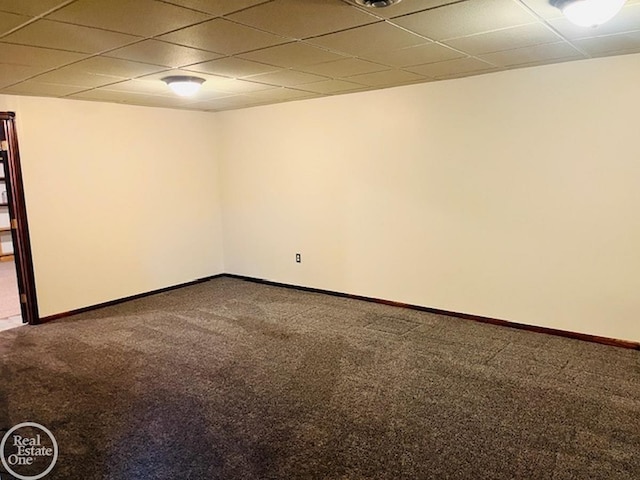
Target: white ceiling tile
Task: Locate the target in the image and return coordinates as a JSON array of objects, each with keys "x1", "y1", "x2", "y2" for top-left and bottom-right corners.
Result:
[
  {"x1": 106, "y1": 40, "x2": 221, "y2": 68},
  {"x1": 228, "y1": 0, "x2": 378, "y2": 39},
  {"x1": 0, "y1": 0, "x2": 635, "y2": 111},
  {"x1": 0, "y1": 64, "x2": 49, "y2": 88},
  {"x1": 478, "y1": 42, "x2": 585, "y2": 67},
  {"x1": 187, "y1": 57, "x2": 280, "y2": 78},
  {"x1": 1, "y1": 80, "x2": 86, "y2": 97},
  {"x1": 69, "y1": 88, "x2": 209, "y2": 110},
  {"x1": 244, "y1": 87, "x2": 320, "y2": 102},
  {"x1": 345, "y1": 69, "x2": 427, "y2": 86},
  {"x1": 184, "y1": 95, "x2": 254, "y2": 112},
  {"x1": 393, "y1": 0, "x2": 537, "y2": 41},
  {"x1": 444, "y1": 22, "x2": 562, "y2": 55},
  {"x1": 134, "y1": 69, "x2": 277, "y2": 97},
  {"x1": 189, "y1": 89, "x2": 240, "y2": 101},
  {"x1": 216, "y1": 98, "x2": 274, "y2": 110},
  {"x1": 63, "y1": 57, "x2": 168, "y2": 78},
  {"x1": 61, "y1": 89, "x2": 125, "y2": 101},
  {"x1": 308, "y1": 22, "x2": 429, "y2": 56},
  {"x1": 299, "y1": 79, "x2": 366, "y2": 94},
  {"x1": 350, "y1": 0, "x2": 463, "y2": 19},
  {"x1": 48, "y1": 0, "x2": 211, "y2": 37},
  {"x1": 0, "y1": 10, "x2": 30, "y2": 34},
  {"x1": 158, "y1": 0, "x2": 271, "y2": 17},
  {"x1": 0, "y1": 42, "x2": 88, "y2": 68},
  {"x1": 28, "y1": 68, "x2": 126, "y2": 88},
  {"x1": 573, "y1": 31, "x2": 640, "y2": 56},
  {"x1": 68, "y1": 89, "x2": 164, "y2": 105},
  {"x1": 406, "y1": 57, "x2": 495, "y2": 78},
  {"x1": 205, "y1": 78, "x2": 277, "y2": 94},
  {"x1": 246, "y1": 69, "x2": 329, "y2": 87},
  {"x1": 182, "y1": 97, "x2": 239, "y2": 109},
  {"x1": 239, "y1": 42, "x2": 348, "y2": 68},
  {"x1": 0, "y1": 0, "x2": 69, "y2": 16},
  {"x1": 300, "y1": 58, "x2": 389, "y2": 77},
  {"x1": 2, "y1": 19, "x2": 140, "y2": 53},
  {"x1": 135, "y1": 95, "x2": 200, "y2": 108},
  {"x1": 515, "y1": 0, "x2": 563, "y2": 20},
  {"x1": 158, "y1": 18, "x2": 289, "y2": 55},
  {"x1": 100, "y1": 78, "x2": 174, "y2": 95},
  {"x1": 359, "y1": 42, "x2": 464, "y2": 67},
  {"x1": 110, "y1": 77, "x2": 235, "y2": 101}
]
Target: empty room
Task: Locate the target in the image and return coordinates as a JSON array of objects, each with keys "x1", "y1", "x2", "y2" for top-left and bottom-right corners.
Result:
[{"x1": 0, "y1": 0, "x2": 639, "y2": 478}]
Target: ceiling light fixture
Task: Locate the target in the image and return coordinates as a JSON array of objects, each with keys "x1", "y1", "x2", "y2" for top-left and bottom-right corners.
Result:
[
  {"x1": 161, "y1": 76, "x2": 205, "y2": 97},
  {"x1": 550, "y1": 0, "x2": 626, "y2": 27},
  {"x1": 354, "y1": 0, "x2": 402, "y2": 7}
]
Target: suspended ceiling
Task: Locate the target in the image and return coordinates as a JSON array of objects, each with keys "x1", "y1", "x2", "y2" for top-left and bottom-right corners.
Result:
[{"x1": 0, "y1": 0, "x2": 638, "y2": 112}]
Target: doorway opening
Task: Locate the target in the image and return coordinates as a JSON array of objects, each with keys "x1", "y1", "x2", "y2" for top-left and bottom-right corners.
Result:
[{"x1": 0, "y1": 112, "x2": 38, "y2": 328}]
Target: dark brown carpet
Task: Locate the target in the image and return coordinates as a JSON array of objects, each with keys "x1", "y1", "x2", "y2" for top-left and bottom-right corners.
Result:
[{"x1": 1, "y1": 277, "x2": 639, "y2": 479}]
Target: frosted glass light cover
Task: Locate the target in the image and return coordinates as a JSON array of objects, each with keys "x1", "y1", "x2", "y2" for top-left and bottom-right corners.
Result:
[
  {"x1": 168, "y1": 81, "x2": 202, "y2": 97},
  {"x1": 561, "y1": 0, "x2": 626, "y2": 27},
  {"x1": 162, "y1": 76, "x2": 205, "y2": 97}
]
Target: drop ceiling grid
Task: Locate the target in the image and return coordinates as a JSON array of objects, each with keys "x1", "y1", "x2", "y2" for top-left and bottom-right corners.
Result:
[{"x1": 0, "y1": 0, "x2": 638, "y2": 111}]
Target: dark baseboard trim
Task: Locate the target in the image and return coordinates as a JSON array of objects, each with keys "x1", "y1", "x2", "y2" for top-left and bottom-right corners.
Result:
[
  {"x1": 223, "y1": 274, "x2": 640, "y2": 351},
  {"x1": 36, "y1": 272, "x2": 640, "y2": 351},
  {"x1": 38, "y1": 274, "x2": 225, "y2": 324}
]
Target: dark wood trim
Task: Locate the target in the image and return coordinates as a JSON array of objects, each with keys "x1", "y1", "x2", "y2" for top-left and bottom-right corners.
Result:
[
  {"x1": 1, "y1": 112, "x2": 40, "y2": 324},
  {"x1": 37, "y1": 271, "x2": 639, "y2": 350},
  {"x1": 223, "y1": 274, "x2": 640, "y2": 351},
  {"x1": 39, "y1": 274, "x2": 225, "y2": 323}
]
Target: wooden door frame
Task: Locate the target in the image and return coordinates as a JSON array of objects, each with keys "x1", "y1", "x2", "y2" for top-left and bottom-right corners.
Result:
[{"x1": 1, "y1": 112, "x2": 39, "y2": 325}]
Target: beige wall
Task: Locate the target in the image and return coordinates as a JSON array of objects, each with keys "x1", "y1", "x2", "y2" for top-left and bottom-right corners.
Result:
[
  {"x1": 1, "y1": 53, "x2": 638, "y2": 341},
  {"x1": 218, "y1": 53, "x2": 640, "y2": 342},
  {"x1": 0, "y1": 95, "x2": 224, "y2": 317}
]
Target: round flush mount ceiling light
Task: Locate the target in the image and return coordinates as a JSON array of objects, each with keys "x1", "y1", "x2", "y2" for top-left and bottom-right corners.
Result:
[
  {"x1": 354, "y1": 0, "x2": 402, "y2": 7},
  {"x1": 550, "y1": 0, "x2": 626, "y2": 27},
  {"x1": 161, "y1": 76, "x2": 205, "y2": 97}
]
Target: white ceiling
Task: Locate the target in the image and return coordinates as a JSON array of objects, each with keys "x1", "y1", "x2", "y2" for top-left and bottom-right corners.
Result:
[{"x1": 0, "y1": 0, "x2": 638, "y2": 111}]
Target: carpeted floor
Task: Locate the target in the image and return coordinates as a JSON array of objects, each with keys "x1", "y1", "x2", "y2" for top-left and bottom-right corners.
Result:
[{"x1": 0, "y1": 277, "x2": 638, "y2": 479}]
